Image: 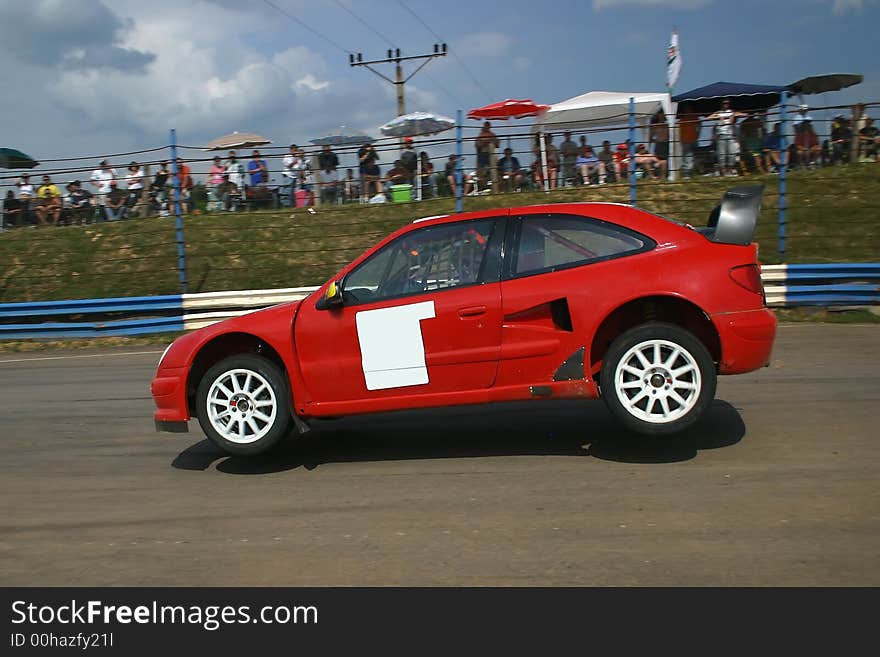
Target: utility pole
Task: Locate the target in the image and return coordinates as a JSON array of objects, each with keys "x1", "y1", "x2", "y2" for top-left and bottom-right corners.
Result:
[{"x1": 349, "y1": 44, "x2": 447, "y2": 117}]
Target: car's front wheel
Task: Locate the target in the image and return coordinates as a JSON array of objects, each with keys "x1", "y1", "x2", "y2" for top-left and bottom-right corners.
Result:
[
  {"x1": 196, "y1": 354, "x2": 293, "y2": 455},
  {"x1": 600, "y1": 322, "x2": 716, "y2": 435}
]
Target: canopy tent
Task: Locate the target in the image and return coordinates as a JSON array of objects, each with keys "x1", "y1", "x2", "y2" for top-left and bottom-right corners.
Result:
[
  {"x1": 672, "y1": 82, "x2": 787, "y2": 114},
  {"x1": 532, "y1": 91, "x2": 672, "y2": 131}
]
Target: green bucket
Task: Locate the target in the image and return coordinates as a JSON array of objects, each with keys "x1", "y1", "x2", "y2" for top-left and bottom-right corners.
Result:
[{"x1": 390, "y1": 184, "x2": 412, "y2": 203}]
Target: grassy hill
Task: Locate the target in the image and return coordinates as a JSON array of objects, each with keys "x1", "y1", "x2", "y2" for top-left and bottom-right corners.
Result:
[{"x1": 1, "y1": 164, "x2": 877, "y2": 303}]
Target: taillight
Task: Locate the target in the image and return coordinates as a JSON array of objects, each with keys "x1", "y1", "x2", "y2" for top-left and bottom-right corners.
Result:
[{"x1": 729, "y1": 264, "x2": 764, "y2": 299}]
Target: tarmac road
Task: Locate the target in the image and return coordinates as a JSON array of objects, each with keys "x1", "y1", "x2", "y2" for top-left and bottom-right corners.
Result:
[{"x1": 1, "y1": 324, "x2": 878, "y2": 586}]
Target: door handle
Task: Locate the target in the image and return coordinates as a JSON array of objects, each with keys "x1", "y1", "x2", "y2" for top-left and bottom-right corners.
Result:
[{"x1": 458, "y1": 305, "x2": 487, "y2": 318}]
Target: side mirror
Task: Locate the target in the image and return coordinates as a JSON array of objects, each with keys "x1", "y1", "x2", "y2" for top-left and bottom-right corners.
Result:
[{"x1": 316, "y1": 280, "x2": 344, "y2": 310}]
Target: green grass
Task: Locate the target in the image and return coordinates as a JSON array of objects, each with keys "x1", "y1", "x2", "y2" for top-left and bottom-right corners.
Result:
[{"x1": 1, "y1": 163, "x2": 878, "y2": 303}]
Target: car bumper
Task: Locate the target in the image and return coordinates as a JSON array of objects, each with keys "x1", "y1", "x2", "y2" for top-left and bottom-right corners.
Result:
[
  {"x1": 712, "y1": 308, "x2": 777, "y2": 374},
  {"x1": 151, "y1": 366, "x2": 190, "y2": 430}
]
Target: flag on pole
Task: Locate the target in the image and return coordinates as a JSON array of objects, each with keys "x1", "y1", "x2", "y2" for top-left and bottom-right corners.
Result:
[{"x1": 666, "y1": 29, "x2": 681, "y2": 91}]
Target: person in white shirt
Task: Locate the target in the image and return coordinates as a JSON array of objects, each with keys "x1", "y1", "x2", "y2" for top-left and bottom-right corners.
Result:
[
  {"x1": 124, "y1": 161, "x2": 144, "y2": 214},
  {"x1": 282, "y1": 144, "x2": 300, "y2": 207},
  {"x1": 224, "y1": 151, "x2": 245, "y2": 190},
  {"x1": 89, "y1": 160, "x2": 117, "y2": 207},
  {"x1": 16, "y1": 174, "x2": 35, "y2": 226},
  {"x1": 707, "y1": 99, "x2": 747, "y2": 176}
]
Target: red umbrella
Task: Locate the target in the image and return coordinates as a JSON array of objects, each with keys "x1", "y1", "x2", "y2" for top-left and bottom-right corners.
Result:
[{"x1": 467, "y1": 99, "x2": 550, "y2": 121}]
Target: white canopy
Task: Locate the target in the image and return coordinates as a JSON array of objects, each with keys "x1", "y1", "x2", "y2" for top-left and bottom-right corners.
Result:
[{"x1": 532, "y1": 91, "x2": 673, "y2": 131}]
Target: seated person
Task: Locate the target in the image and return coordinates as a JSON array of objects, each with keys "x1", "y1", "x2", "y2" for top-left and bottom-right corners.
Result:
[
  {"x1": 829, "y1": 115, "x2": 851, "y2": 165},
  {"x1": 597, "y1": 141, "x2": 617, "y2": 182},
  {"x1": 342, "y1": 168, "x2": 360, "y2": 203},
  {"x1": 104, "y1": 180, "x2": 127, "y2": 221},
  {"x1": 576, "y1": 146, "x2": 605, "y2": 185},
  {"x1": 3, "y1": 190, "x2": 22, "y2": 228},
  {"x1": 762, "y1": 123, "x2": 787, "y2": 171},
  {"x1": 614, "y1": 143, "x2": 630, "y2": 179},
  {"x1": 318, "y1": 166, "x2": 339, "y2": 205},
  {"x1": 444, "y1": 154, "x2": 471, "y2": 196},
  {"x1": 35, "y1": 175, "x2": 62, "y2": 226},
  {"x1": 215, "y1": 175, "x2": 241, "y2": 211},
  {"x1": 496, "y1": 147, "x2": 523, "y2": 191},
  {"x1": 66, "y1": 181, "x2": 94, "y2": 225},
  {"x1": 859, "y1": 116, "x2": 879, "y2": 161},
  {"x1": 795, "y1": 120, "x2": 822, "y2": 167},
  {"x1": 386, "y1": 160, "x2": 410, "y2": 187},
  {"x1": 634, "y1": 144, "x2": 667, "y2": 179}
]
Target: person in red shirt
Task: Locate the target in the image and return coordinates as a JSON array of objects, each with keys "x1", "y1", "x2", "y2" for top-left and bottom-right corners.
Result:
[
  {"x1": 795, "y1": 120, "x2": 821, "y2": 167},
  {"x1": 174, "y1": 157, "x2": 194, "y2": 212}
]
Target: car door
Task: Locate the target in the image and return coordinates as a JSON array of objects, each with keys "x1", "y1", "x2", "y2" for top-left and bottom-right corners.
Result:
[{"x1": 295, "y1": 216, "x2": 506, "y2": 411}]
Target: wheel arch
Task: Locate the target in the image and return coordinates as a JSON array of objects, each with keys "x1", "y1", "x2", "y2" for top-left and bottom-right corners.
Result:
[
  {"x1": 186, "y1": 332, "x2": 288, "y2": 416},
  {"x1": 589, "y1": 295, "x2": 721, "y2": 380}
]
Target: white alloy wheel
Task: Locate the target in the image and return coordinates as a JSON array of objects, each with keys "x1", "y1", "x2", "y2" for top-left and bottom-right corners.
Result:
[
  {"x1": 613, "y1": 339, "x2": 702, "y2": 424},
  {"x1": 206, "y1": 368, "x2": 278, "y2": 444}
]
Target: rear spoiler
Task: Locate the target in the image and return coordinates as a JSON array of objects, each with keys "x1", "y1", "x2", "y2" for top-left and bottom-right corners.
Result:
[{"x1": 697, "y1": 185, "x2": 765, "y2": 246}]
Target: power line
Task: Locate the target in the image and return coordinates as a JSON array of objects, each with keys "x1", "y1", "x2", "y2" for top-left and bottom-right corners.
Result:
[
  {"x1": 331, "y1": 0, "x2": 395, "y2": 48},
  {"x1": 395, "y1": 0, "x2": 494, "y2": 103},
  {"x1": 259, "y1": 0, "x2": 351, "y2": 55}
]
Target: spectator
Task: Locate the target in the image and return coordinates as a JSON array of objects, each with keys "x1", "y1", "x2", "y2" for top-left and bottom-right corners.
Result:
[
  {"x1": 399, "y1": 137, "x2": 417, "y2": 182},
  {"x1": 497, "y1": 147, "x2": 523, "y2": 192},
  {"x1": 418, "y1": 151, "x2": 435, "y2": 198},
  {"x1": 89, "y1": 159, "x2": 117, "y2": 213},
  {"x1": 386, "y1": 159, "x2": 410, "y2": 187},
  {"x1": 224, "y1": 151, "x2": 245, "y2": 190},
  {"x1": 761, "y1": 123, "x2": 787, "y2": 172},
  {"x1": 634, "y1": 144, "x2": 667, "y2": 180},
  {"x1": 576, "y1": 145, "x2": 605, "y2": 185},
  {"x1": 175, "y1": 157, "x2": 194, "y2": 212},
  {"x1": 247, "y1": 150, "x2": 268, "y2": 187},
  {"x1": 358, "y1": 142, "x2": 381, "y2": 199},
  {"x1": 678, "y1": 106, "x2": 701, "y2": 177},
  {"x1": 543, "y1": 133, "x2": 559, "y2": 189},
  {"x1": 282, "y1": 144, "x2": 301, "y2": 207},
  {"x1": 343, "y1": 168, "x2": 360, "y2": 203},
  {"x1": 298, "y1": 146, "x2": 315, "y2": 203},
  {"x1": 614, "y1": 143, "x2": 630, "y2": 179},
  {"x1": 66, "y1": 181, "x2": 93, "y2": 225},
  {"x1": 215, "y1": 174, "x2": 241, "y2": 212},
  {"x1": 597, "y1": 141, "x2": 618, "y2": 182},
  {"x1": 707, "y1": 99, "x2": 747, "y2": 176},
  {"x1": 104, "y1": 180, "x2": 127, "y2": 221},
  {"x1": 150, "y1": 161, "x2": 171, "y2": 217},
  {"x1": 3, "y1": 190, "x2": 22, "y2": 228},
  {"x1": 649, "y1": 110, "x2": 670, "y2": 173},
  {"x1": 792, "y1": 104, "x2": 813, "y2": 130},
  {"x1": 35, "y1": 175, "x2": 62, "y2": 226},
  {"x1": 444, "y1": 154, "x2": 471, "y2": 197},
  {"x1": 829, "y1": 115, "x2": 852, "y2": 165},
  {"x1": 559, "y1": 131, "x2": 580, "y2": 185},
  {"x1": 795, "y1": 119, "x2": 822, "y2": 167},
  {"x1": 207, "y1": 156, "x2": 226, "y2": 211},
  {"x1": 125, "y1": 162, "x2": 145, "y2": 215},
  {"x1": 318, "y1": 144, "x2": 339, "y2": 172},
  {"x1": 318, "y1": 164, "x2": 339, "y2": 205},
  {"x1": 739, "y1": 112, "x2": 766, "y2": 174},
  {"x1": 858, "y1": 116, "x2": 879, "y2": 161},
  {"x1": 16, "y1": 174, "x2": 35, "y2": 226},
  {"x1": 475, "y1": 121, "x2": 500, "y2": 188}
]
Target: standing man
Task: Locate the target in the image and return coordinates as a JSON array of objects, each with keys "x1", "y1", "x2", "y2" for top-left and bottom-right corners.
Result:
[
  {"x1": 225, "y1": 152, "x2": 245, "y2": 191},
  {"x1": 559, "y1": 131, "x2": 579, "y2": 185},
  {"x1": 282, "y1": 144, "x2": 300, "y2": 207},
  {"x1": 707, "y1": 99, "x2": 747, "y2": 176},
  {"x1": 247, "y1": 150, "x2": 269, "y2": 187},
  {"x1": 89, "y1": 159, "x2": 117, "y2": 214},
  {"x1": 399, "y1": 137, "x2": 417, "y2": 183},
  {"x1": 475, "y1": 121, "x2": 500, "y2": 189},
  {"x1": 678, "y1": 106, "x2": 701, "y2": 177}
]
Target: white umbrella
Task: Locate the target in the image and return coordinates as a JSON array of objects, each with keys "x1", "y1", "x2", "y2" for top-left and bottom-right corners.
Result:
[
  {"x1": 204, "y1": 131, "x2": 272, "y2": 151},
  {"x1": 379, "y1": 112, "x2": 455, "y2": 138}
]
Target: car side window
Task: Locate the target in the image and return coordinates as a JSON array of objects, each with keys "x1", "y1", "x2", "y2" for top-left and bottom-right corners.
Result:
[
  {"x1": 511, "y1": 214, "x2": 650, "y2": 277},
  {"x1": 343, "y1": 219, "x2": 497, "y2": 305}
]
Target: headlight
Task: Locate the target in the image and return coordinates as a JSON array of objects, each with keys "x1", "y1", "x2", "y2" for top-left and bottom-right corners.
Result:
[{"x1": 157, "y1": 343, "x2": 173, "y2": 368}]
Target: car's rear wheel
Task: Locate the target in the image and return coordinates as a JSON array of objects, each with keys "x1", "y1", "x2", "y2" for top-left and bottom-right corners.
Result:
[
  {"x1": 600, "y1": 322, "x2": 716, "y2": 435},
  {"x1": 196, "y1": 354, "x2": 292, "y2": 456}
]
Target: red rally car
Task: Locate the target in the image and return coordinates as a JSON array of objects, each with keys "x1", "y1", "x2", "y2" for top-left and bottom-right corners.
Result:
[{"x1": 152, "y1": 186, "x2": 776, "y2": 456}]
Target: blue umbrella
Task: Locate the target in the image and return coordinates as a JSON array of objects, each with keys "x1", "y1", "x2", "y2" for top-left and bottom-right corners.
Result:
[
  {"x1": 310, "y1": 127, "x2": 373, "y2": 146},
  {"x1": 379, "y1": 111, "x2": 455, "y2": 138}
]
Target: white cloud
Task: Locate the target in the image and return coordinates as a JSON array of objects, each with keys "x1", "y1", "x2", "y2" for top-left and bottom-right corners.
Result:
[
  {"x1": 455, "y1": 32, "x2": 515, "y2": 58},
  {"x1": 593, "y1": 0, "x2": 713, "y2": 9},
  {"x1": 831, "y1": 0, "x2": 877, "y2": 13}
]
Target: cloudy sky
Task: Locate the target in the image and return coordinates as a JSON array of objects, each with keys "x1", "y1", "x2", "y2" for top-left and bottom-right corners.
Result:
[{"x1": 1, "y1": 0, "x2": 877, "y2": 176}]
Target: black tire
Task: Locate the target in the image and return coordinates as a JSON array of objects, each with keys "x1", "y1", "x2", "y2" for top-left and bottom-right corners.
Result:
[
  {"x1": 599, "y1": 322, "x2": 716, "y2": 435},
  {"x1": 195, "y1": 354, "x2": 293, "y2": 456}
]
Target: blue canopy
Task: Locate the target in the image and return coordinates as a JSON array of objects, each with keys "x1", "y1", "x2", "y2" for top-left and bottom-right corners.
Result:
[{"x1": 672, "y1": 81, "x2": 787, "y2": 114}]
